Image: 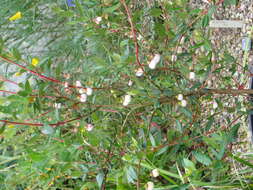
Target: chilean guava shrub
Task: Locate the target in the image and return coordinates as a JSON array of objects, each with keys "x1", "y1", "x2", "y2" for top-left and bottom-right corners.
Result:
[{"x1": 0, "y1": 0, "x2": 252, "y2": 189}]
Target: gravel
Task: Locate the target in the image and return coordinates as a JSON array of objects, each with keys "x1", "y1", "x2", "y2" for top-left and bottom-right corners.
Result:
[{"x1": 189, "y1": 1, "x2": 253, "y2": 152}]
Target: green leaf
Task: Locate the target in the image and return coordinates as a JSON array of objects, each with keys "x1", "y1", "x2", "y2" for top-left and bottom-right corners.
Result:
[
  {"x1": 206, "y1": 117, "x2": 214, "y2": 131},
  {"x1": 149, "y1": 8, "x2": 162, "y2": 17},
  {"x1": 179, "y1": 107, "x2": 192, "y2": 119},
  {"x1": 227, "y1": 123, "x2": 240, "y2": 143},
  {"x1": 193, "y1": 151, "x2": 212, "y2": 166},
  {"x1": 149, "y1": 133, "x2": 156, "y2": 147},
  {"x1": 183, "y1": 158, "x2": 196, "y2": 171},
  {"x1": 12, "y1": 48, "x2": 21, "y2": 60},
  {"x1": 104, "y1": 3, "x2": 120, "y2": 13},
  {"x1": 0, "y1": 122, "x2": 7, "y2": 134},
  {"x1": 228, "y1": 153, "x2": 253, "y2": 169},
  {"x1": 224, "y1": 0, "x2": 237, "y2": 6},
  {"x1": 25, "y1": 80, "x2": 32, "y2": 93},
  {"x1": 126, "y1": 166, "x2": 137, "y2": 183},
  {"x1": 202, "y1": 15, "x2": 210, "y2": 27},
  {"x1": 175, "y1": 120, "x2": 182, "y2": 132}
]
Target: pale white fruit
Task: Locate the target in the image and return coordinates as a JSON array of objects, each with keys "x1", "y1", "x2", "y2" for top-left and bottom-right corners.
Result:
[
  {"x1": 180, "y1": 36, "x2": 185, "y2": 44},
  {"x1": 95, "y1": 16, "x2": 102, "y2": 24},
  {"x1": 54, "y1": 103, "x2": 61, "y2": 109},
  {"x1": 146, "y1": 182, "x2": 154, "y2": 190},
  {"x1": 76, "y1": 81, "x2": 82, "y2": 87},
  {"x1": 86, "y1": 124, "x2": 94, "y2": 131},
  {"x1": 189, "y1": 72, "x2": 195, "y2": 80},
  {"x1": 86, "y1": 87, "x2": 93, "y2": 96},
  {"x1": 177, "y1": 47, "x2": 183, "y2": 54},
  {"x1": 177, "y1": 94, "x2": 184, "y2": 101},
  {"x1": 128, "y1": 80, "x2": 133, "y2": 86},
  {"x1": 80, "y1": 94, "x2": 87, "y2": 102},
  {"x1": 211, "y1": 54, "x2": 216, "y2": 63},
  {"x1": 137, "y1": 34, "x2": 143, "y2": 41},
  {"x1": 123, "y1": 94, "x2": 131, "y2": 106},
  {"x1": 151, "y1": 169, "x2": 159, "y2": 178},
  {"x1": 149, "y1": 54, "x2": 161, "y2": 69},
  {"x1": 79, "y1": 88, "x2": 85, "y2": 94},
  {"x1": 181, "y1": 99, "x2": 187, "y2": 107},
  {"x1": 213, "y1": 101, "x2": 218, "y2": 109},
  {"x1": 135, "y1": 68, "x2": 144, "y2": 77},
  {"x1": 171, "y1": 54, "x2": 177, "y2": 62}
]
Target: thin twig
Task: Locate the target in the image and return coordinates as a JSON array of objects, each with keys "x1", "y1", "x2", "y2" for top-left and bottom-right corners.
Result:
[{"x1": 120, "y1": 0, "x2": 143, "y2": 70}]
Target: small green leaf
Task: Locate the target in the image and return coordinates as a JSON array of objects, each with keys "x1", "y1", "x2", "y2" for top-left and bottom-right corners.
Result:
[
  {"x1": 12, "y1": 48, "x2": 21, "y2": 60},
  {"x1": 104, "y1": 3, "x2": 120, "y2": 13},
  {"x1": 149, "y1": 8, "x2": 162, "y2": 17},
  {"x1": 126, "y1": 166, "x2": 137, "y2": 183},
  {"x1": 227, "y1": 123, "x2": 240, "y2": 143},
  {"x1": 183, "y1": 158, "x2": 196, "y2": 171},
  {"x1": 0, "y1": 122, "x2": 7, "y2": 134},
  {"x1": 193, "y1": 151, "x2": 212, "y2": 166},
  {"x1": 224, "y1": 0, "x2": 237, "y2": 6},
  {"x1": 149, "y1": 133, "x2": 156, "y2": 147},
  {"x1": 202, "y1": 15, "x2": 210, "y2": 27},
  {"x1": 25, "y1": 80, "x2": 32, "y2": 93}
]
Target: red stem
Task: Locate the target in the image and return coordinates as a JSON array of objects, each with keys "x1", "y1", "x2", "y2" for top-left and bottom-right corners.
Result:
[
  {"x1": 0, "y1": 55, "x2": 106, "y2": 91},
  {"x1": 0, "y1": 55, "x2": 63, "y2": 84},
  {"x1": 0, "y1": 117, "x2": 81, "y2": 127},
  {"x1": 25, "y1": 110, "x2": 53, "y2": 122},
  {"x1": 120, "y1": 0, "x2": 143, "y2": 71},
  {"x1": 0, "y1": 75, "x2": 19, "y2": 86},
  {"x1": 0, "y1": 90, "x2": 17, "y2": 94}
]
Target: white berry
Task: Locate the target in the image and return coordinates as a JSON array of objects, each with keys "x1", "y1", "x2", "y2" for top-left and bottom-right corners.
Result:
[
  {"x1": 181, "y1": 99, "x2": 187, "y2": 107},
  {"x1": 123, "y1": 94, "x2": 131, "y2": 106},
  {"x1": 177, "y1": 94, "x2": 183, "y2": 101},
  {"x1": 149, "y1": 54, "x2": 161, "y2": 70}
]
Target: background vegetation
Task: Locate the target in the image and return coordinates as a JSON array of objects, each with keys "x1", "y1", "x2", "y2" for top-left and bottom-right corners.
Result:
[{"x1": 0, "y1": 0, "x2": 253, "y2": 189}]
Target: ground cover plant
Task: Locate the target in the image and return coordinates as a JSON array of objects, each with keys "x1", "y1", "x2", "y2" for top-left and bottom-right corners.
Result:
[{"x1": 1, "y1": 0, "x2": 253, "y2": 189}]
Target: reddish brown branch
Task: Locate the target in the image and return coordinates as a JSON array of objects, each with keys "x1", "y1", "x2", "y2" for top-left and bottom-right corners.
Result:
[
  {"x1": 120, "y1": 0, "x2": 143, "y2": 70},
  {"x1": 25, "y1": 110, "x2": 53, "y2": 122},
  {"x1": 0, "y1": 55, "x2": 108, "y2": 91},
  {"x1": 0, "y1": 55, "x2": 63, "y2": 84},
  {"x1": 0, "y1": 75, "x2": 19, "y2": 86},
  {"x1": 0, "y1": 107, "x2": 100, "y2": 127},
  {"x1": 0, "y1": 117, "x2": 81, "y2": 127},
  {"x1": 0, "y1": 90, "x2": 17, "y2": 94}
]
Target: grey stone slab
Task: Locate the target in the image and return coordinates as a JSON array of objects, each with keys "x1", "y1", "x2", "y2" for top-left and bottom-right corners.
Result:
[{"x1": 209, "y1": 20, "x2": 244, "y2": 28}]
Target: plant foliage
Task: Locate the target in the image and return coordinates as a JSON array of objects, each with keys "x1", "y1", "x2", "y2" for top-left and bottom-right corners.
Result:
[{"x1": 0, "y1": 0, "x2": 252, "y2": 189}]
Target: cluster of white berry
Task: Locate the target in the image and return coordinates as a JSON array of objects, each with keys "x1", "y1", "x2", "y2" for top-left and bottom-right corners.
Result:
[
  {"x1": 144, "y1": 168, "x2": 160, "y2": 190},
  {"x1": 135, "y1": 54, "x2": 161, "y2": 77},
  {"x1": 54, "y1": 103, "x2": 61, "y2": 109},
  {"x1": 75, "y1": 81, "x2": 93, "y2": 102},
  {"x1": 177, "y1": 94, "x2": 187, "y2": 107},
  {"x1": 125, "y1": 53, "x2": 196, "y2": 107}
]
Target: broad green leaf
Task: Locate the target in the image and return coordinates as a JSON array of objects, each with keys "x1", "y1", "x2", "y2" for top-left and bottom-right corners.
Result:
[{"x1": 193, "y1": 151, "x2": 212, "y2": 166}]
